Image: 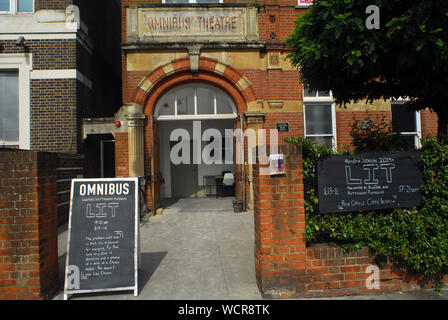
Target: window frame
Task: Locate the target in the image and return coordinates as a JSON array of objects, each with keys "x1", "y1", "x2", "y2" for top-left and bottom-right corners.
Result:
[
  {"x1": 303, "y1": 87, "x2": 337, "y2": 151},
  {"x1": 161, "y1": 0, "x2": 223, "y2": 4},
  {"x1": 0, "y1": 0, "x2": 34, "y2": 14},
  {"x1": 0, "y1": 54, "x2": 32, "y2": 149},
  {"x1": 155, "y1": 83, "x2": 237, "y2": 121},
  {"x1": 391, "y1": 98, "x2": 422, "y2": 149}
]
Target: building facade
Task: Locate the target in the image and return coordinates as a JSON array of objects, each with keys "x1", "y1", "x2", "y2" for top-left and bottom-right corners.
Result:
[
  {"x1": 117, "y1": 0, "x2": 439, "y2": 212},
  {"x1": 0, "y1": 0, "x2": 122, "y2": 222}
]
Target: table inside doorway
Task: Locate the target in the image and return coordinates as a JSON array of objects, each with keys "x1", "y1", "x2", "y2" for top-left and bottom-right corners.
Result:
[{"x1": 203, "y1": 175, "x2": 223, "y2": 198}]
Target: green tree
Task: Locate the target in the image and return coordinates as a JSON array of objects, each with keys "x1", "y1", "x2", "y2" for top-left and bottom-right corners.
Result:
[{"x1": 286, "y1": 0, "x2": 448, "y2": 137}]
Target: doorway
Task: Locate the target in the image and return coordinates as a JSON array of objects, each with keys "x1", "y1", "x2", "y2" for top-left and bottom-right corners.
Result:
[
  {"x1": 158, "y1": 119, "x2": 236, "y2": 200},
  {"x1": 152, "y1": 83, "x2": 240, "y2": 203},
  {"x1": 170, "y1": 140, "x2": 198, "y2": 198}
]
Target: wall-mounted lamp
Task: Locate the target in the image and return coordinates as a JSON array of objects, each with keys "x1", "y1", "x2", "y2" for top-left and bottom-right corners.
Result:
[{"x1": 16, "y1": 36, "x2": 25, "y2": 47}]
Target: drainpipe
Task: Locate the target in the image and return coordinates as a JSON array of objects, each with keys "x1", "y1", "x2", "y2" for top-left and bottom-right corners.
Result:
[{"x1": 124, "y1": 103, "x2": 146, "y2": 178}]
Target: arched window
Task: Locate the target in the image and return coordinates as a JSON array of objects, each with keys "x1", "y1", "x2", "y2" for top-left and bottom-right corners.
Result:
[{"x1": 155, "y1": 83, "x2": 237, "y2": 120}]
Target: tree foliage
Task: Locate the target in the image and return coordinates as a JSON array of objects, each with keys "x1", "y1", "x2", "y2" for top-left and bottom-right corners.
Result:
[{"x1": 286, "y1": 0, "x2": 448, "y2": 135}]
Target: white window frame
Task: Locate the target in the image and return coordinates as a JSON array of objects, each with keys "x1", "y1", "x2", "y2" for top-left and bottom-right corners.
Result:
[
  {"x1": 303, "y1": 88, "x2": 337, "y2": 151},
  {"x1": 162, "y1": 0, "x2": 223, "y2": 4},
  {"x1": 0, "y1": 54, "x2": 32, "y2": 149},
  {"x1": 0, "y1": 0, "x2": 35, "y2": 14},
  {"x1": 155, "y1": 83, "x2": 237, "y2": 121},
  {"x1": 391, "y1": 98, "x2": 422, "y2": 149},
  {"x1": 297, "y1": 0, "x2": 313, "y2": 7}
]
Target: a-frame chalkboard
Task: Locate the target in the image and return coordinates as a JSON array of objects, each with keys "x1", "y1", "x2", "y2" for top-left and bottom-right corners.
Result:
[{"x1": 63, "y1": 178, "x2": 139, "y2": 300}]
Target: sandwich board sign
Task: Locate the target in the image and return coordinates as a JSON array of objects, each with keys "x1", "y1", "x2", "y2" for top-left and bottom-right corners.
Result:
[{"x1": 64, "y1": 178, "x2": 140, "y2": 300}]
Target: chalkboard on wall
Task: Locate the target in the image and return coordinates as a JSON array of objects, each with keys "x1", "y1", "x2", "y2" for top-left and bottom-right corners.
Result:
[
  {"x1": 63, "y1": 178, "x2": 139, "y2": 300},
  {"x1": 317, "y1": 152, "x2": 424, "y2": 214}
]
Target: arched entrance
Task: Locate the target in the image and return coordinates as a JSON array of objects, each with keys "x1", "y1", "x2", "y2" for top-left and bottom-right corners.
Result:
[
  {"x1": 154, "y1": 83, "x2": 238, "y2": 200},
  {"x1": 128, "y1": 57, "x2": 257, "y2": 213}
]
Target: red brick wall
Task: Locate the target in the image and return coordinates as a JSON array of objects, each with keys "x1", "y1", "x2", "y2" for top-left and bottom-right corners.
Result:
[
  {"x1": 264, "y1": 112, "x2": 304, "y2": 145},
  {"x1": 0, "y1": 150, "x2": 59, "y2": 300},
  {"x1": 254, "y1": 145, "x2": 448, "y2": 298},
  {"x1": 300, "y1": 246, "x2": 448, "y2": 298},
  {"x1": 420, "y1": 109, "x2": 439, "y2": 139},
  {"x1": 115, "y1": 133, "x2": 129, "y2": 178},
  {"x1": 336, "y1": 111, "x2": 392, "y2": 151},
  {"x1": 254, "y1": 144, "x2": 306, "y2": 296}
]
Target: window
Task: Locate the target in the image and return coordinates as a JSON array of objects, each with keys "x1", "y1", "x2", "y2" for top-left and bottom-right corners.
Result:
[
  {"x1": 391, "y1": 102, "x2": 421, "y2": 148},
  {"x1": 0, "y1": 70, "x2": 19, "y2": 143},
  {"x1": 0, "y1": 54, "x2": 32, "y2": 149},
  {"x1": 162, "y1": 0, "x2": 222, "y2": 4},
  {"x1": 155, "y1": 83, "x2": 237, "y2": 119},
  {"x1": 303, "y1": 86, "x2": 337, "y2": 149},
  {"x1": 0, "y1": 0, "x2": 34, "y2": 13}
]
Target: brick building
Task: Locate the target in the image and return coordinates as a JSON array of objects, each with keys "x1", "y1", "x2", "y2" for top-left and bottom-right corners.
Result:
[
  {"x1": 0, "y1": 0, "x2": 121, "y2": 153},
  {"x1": 0, "y1": 0, "x2": 122, "y2": 222},
  {"x1": 117, "y1": 0, "x2": 438, "y2": 212}
]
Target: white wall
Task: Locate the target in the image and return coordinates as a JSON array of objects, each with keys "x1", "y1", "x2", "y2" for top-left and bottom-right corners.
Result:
[{"x1": 159, "y1": 119, "x2": 235, "y2": 199}]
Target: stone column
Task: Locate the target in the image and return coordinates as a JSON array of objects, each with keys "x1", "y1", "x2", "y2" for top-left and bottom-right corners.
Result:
[
  {"x1": 124, "y1": 103, "x2": 146, "y2": 177},
  {"x1": 245, "y1": 112, "x2": 266, "y2": 210}
]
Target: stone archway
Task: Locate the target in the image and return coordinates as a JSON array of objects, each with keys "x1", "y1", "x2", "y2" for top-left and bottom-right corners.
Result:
[
  {"x1": 131, "y1": 57, "x2": 257, "y2": 115},
  {"x1": 121, "y1": 57, "x2": 260, "y2": 212}
]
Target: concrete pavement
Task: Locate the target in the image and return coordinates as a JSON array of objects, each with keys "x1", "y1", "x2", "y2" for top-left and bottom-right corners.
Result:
[
  {"x1": 54, "y1": 198, "x2": 262, "y2": 300},
  {"x1": 53, "y1": 198, "x2": 447, "y2": 301}
]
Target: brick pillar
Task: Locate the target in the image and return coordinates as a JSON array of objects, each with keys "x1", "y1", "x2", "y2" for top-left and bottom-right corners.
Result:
[
  {"x1": 253, "y1": 144, "x2": 306, "y2": 298},
  {"x1": 0, "y1": 150, "x2": 59, "y2": 300}
]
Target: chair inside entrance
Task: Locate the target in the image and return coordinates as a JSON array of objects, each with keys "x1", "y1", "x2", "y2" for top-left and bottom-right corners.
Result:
[{"x1": 216, "y1": 171, "x2": 235, "y2": 198}]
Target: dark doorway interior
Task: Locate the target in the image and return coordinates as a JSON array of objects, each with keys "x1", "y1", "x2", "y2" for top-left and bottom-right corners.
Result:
[{"x1": 84, "y1": 134, "x2": 116, "y2": 178}]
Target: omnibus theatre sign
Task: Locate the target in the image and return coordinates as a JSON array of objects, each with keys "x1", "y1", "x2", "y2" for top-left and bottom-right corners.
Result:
[
  {"x1": 128, "y1": 6, "x2": 258, "y2": 42},
  {"x1": 64, "y1": 178, "x2": 139, "y2": 299},
  {"x1": 317, "y1": 152, "x2": 424, "y2": 214}
]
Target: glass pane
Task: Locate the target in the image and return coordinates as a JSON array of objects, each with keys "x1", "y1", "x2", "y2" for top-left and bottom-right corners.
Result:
[
  {"x1": 0, "y1": 70, "x2": 19, "y2": 142},
  {"x1": 176, "y1": 87, "x2": 195, "y2": 115},
  {"x1": 216, "y1": 91, "x2": 234, "y2": 114},
  {"x1": 197, "y1": 0, "x2": 220, "y2": 3},
  {"x1": 307, "y1": 136, "x2": 333, "y2": 148},
  {"x1": 305, "y1": 104, "x2": 333, "y2": 135},
  {"x1": 0, "y1": 0, "x2": 10, "y2": 11},
  {"x1": 303, "y1": 86, "x2": 317, "y2": 97},
  {"x1": 318, "y1": 90, "x2": 331, "y2": 97},
  {"x1": 401, "y1": 135, "x2": 417, "y2": 149},
  {"x1": 197, "y1": 87, "x2": 215, "y2": 115},
  {"x1": 156, "y1": 90, "x2": 176, "y2": 116},
  {"x1": 17, "y1": 0, "x2": 33, "y2": 12},
  {"x1": 392, "y1": 104, "x2": 417, "y2": 133}
]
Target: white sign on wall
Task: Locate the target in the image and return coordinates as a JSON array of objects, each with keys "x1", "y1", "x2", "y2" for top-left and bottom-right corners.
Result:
[{"x1": 127, "y1": 6, "x2": 258, "y2": 42}]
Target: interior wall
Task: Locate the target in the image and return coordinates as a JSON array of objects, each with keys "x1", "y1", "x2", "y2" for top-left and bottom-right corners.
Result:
[{"x1": 159, "y1": 119, "x2": 235, "y2": 199}]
